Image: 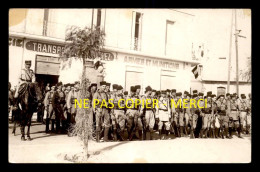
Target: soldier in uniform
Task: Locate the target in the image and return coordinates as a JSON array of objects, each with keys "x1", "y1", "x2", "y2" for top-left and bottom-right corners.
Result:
[
  {"x1": 175, "y1": 92, "x2": 185, "y2": 137},
  {"x1": 246, "y1": 93, "x2": 251, "y2": 135},
  {"x1": 140, "y1": 86, "x2": 155, "y2": 140},
  {"x1": 14, "y1": 60, "x2": 36, "y2": 98},
  {"x1": 216, "y1": 95, "x2": 229, "y2": 139},
  {"x1": 171, "y1": 89, "x2": 176, "y2": 99},
  {"x1": 184, "y1": 93, "x2": 191, "y2": 136},
  {"x1": 228, "y1": 94, "x2": 242, "y2": 138},
  {"x1": 190, "y1": 93, "x2": 199, "y2": 138},
  {"x1": 239, "y1": 94, "x2": 248, "y2": 134},
  {"x1": 53, "y1": 82, "x2": 66, "y2": 133},
  {"x1": 67, "y1": 82, "x2": 80, "y2": 136},
  {"x1": 200, "y1": 92, "x2": 213, "y2": 138},
  {"x1": 92, "y1": 81, "x2": 110, "y2": 142},
  {"x1": 63, "y1": 84, "x2": 71, "y2": 131},
  {"x1": 110, "y1": 85, "x2": 126, "y2": 141},
  {"x1": 125, "y1": 86, "x2": 142, "y2": 141},
  {"x1": 156, "y1": 90, "x2": 171, "y2": 140},
  {"x1": 44, "y1": 85, "x2": 56, "y2": 133}
]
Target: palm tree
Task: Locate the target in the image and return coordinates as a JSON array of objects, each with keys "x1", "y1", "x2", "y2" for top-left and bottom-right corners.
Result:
[{"x1": 61, "y1": 25, "x2": 105, "y2": 161}]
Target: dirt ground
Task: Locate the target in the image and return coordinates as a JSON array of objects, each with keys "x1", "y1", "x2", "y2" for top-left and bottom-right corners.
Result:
[{"x1": 8, "y1": 119, "x2": 251, "y2": 163}]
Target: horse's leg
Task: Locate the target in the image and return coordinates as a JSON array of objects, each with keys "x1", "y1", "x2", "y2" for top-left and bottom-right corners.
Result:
[
  {"x1": 27, "y1": 114, "x2": 33, "y2": 141},
  {"x1": 12, "y1": 120, "x2": 16, "y2": 135},
  {"x1": 20, "y1": 124, "x2": 26, "y2": 141}
]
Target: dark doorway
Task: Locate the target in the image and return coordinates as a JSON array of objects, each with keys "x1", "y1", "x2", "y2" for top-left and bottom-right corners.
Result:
[{"x1": 35, "y1": 74, "x2": 59, "y2": 93}]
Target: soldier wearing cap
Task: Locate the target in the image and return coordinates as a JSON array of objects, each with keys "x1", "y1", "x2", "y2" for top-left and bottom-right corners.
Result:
[
  {"x1": 110, "y1": 84, "x2": 126, "y2": 141},
  {"x1": 156, "y1": 90, "x2": 171, "y2": 140},
  {"x1": 14, "y1": 60, "x2": 36, "y2": 98},
  {"x1": 216, "y1": 94, "x2": 229, "y2": 138},
  {"x1": 52, "y1": 82, "x2": 65, "y2": 133},
  {"x1": 170, "y1": 91, "x2": 180, "y2": 137},
  {"x1": 125, "y1": 86, "x2": 142, "y2": 141},
  {"x1": 123, "y1": 91, "x2": 128, "y2": 99},
  {"x1": 92, "y1": 81, "x2": 110, "y2": 142},
  {"x1": 171, "y1": 89, "x2": 176, "y2": 99},
  {"x1": 246, "y1": 93, "x2": 251, "y2": 134},
  {"x1": 135, "y1": 85, "x2": 141, "y2": 97},
  {"x1": 44, "y1": 84, "x2": 56, "y2": 133},
  {"x1": 227, "y1": 93, "x2": 242, "y2": 138},
  {"x1": 66, "y1": 82, "x2": 80, "y2": 136},
  {"x1": 210, "y1": 94, "x2": 220, "y2": 138},
  {"x1": 183, "y1": 93, "x2": 191, "y2": 136},
  {"x1": 175, "y1": 92, "x2": 186, "y2": 137},
  {"x1": 239, "y1": 94, "x2": 248, "y2": 134},
  {"x1": 190, "y1": 93, "x2": 199, "y2": 138},
  {"x1": 200, "y1": 91, "x2": 213, "y2": 138},
  {"x1": 140, "y1": 86, "x2": 155, "y2": 140},
  {"x1": 63, "y1": 84, "x2": 71, "y2": 131}
]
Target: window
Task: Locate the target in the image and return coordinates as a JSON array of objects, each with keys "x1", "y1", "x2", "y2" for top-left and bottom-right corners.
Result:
[
  {"x1": 165, "y1": 20, "x2": 175, "y2": 55},
  {"x1": 42, "y1": 9, "x2": 49, "y2": 36},
  {"x1": 131, "y1": 12, "x2": 143, "y2": 51},
  {"x1": 96, "y1": 9, "x2": 102, "y2": 30}
]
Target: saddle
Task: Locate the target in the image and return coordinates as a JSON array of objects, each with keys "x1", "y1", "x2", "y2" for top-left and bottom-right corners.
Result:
[{"x1": 18, "y1": 83, "x2": 29, "y2": 97}]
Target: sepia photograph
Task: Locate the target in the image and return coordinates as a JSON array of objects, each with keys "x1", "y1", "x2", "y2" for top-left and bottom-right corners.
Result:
[{"x1": 8, "y1": 8, "x2": 251, "y2": 163}]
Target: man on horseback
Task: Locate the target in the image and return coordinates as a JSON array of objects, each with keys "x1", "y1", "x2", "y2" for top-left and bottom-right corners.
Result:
[{"x1": 14, "y1": 60, "x2": 35, "y2": 99}]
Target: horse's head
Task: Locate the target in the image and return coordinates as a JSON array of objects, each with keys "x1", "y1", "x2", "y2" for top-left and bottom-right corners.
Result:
[{"x1": 29, "y1": 82, "x2": 43, "y2": 102}]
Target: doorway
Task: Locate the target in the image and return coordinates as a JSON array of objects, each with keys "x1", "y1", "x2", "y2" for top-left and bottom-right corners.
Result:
[{"x1": 35, "y1": 74, "x2": 59, "y2": 93}]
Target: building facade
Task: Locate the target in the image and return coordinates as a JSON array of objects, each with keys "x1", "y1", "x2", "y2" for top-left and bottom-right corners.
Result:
[{"x1": 9, "y1": 9, "x2": 204, "y2": 93}]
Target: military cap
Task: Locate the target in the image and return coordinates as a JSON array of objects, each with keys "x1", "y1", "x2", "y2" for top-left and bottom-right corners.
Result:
[
  {"x1": 226, "y1": 93, "x2": 230, "y2": 96},
  {"x1": 241, "y1": 94, "x2": 246, "y2": 99},
  {"x1": 187, "y1": 93, "x2": 191, "y2": 97},
  {"x1": 152, "y1": 89, "x2": 156, "y2": 92},
  {"x1": 176, "y1": 92, "x2": 182, "y2": 96},
  {"x1": 90, "y1": 83, "x2": 97, "y2": 87},
  {"x1": 193, "y1": 90, "x2": 198, "y2": 94},
  {"x1": 166, "y1": 89, "x2": 171, "y2": 92},
  {"x1": 145, "y1": 86, "x2": 152, "y2": 92},
  {"x1": 25, "y1": 60, "x2": 31, "y2": 65},
  {"x1": 198, "y1": 92, "x2": 204, "y2": 96},
  {"x1": 231, "y1": 94, "x2": 236, "y2": 98},
  {"x1": 171, "y1": 89, "x2": 176, "y2": 93},
  {"x1": 211, "y1": 94, "x2": 216, "y2": 98},
  {"x1": 117, "y1": 85, "x2": 123, "y2": 90},
  {"x1": 192, "y1": 94, "x2": 198, "y2": 98},
  {"x1": 156, "y1": 91, "x2": 161, "y2": 95},
  {"x1": 207, "y1": 91, "x2": 212, "y2": 97},
  {"x1": 106, "y1": 82, "x2": 111, "y2": 87},
  {"x1": 57, "y1": 82, "x2": 62, "y2": 87},
  {"x1": 184, "y1": 91, "x2": 189, "y2": 94},
  {"x1": 124, "y1": 91, "x2": 128, "y2": 95},
  {"x1": 100, "y1": 81, "x2": 106, "y2": 86},
  {"x1": 135, "y1": 85, "x2": 141, "y2": 90},
  {"x1": 112, "y1": 84, "x2": 118, "y2": 90},
  {"x1": 219, "y1": 95, "x2": 224, "y2": 98},
  {"x1": 161, "y1": 90, "x2": 166, "y2": 94},
  {"x1": 130, "y1": 86, "x2": 136, "y2": 92}
]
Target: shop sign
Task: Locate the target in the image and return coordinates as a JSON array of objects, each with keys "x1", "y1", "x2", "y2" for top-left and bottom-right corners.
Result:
[{"x1": 124, "y1": 55, "x2": 180, "y2": 70}]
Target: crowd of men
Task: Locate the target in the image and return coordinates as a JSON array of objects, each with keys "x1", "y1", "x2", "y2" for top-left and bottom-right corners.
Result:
[
  {"x1": 28, "y1": 80, "x2": 251, "y2": 142},
  {"x1": 8, "y1": 60, "x2": 252, "y2": 142}
]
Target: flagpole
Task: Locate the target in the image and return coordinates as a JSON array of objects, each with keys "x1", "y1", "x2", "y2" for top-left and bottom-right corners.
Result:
[
  {"x1": 227, "y1": 10, "x2": 233, "y2": 93},
  {"x1": 235, "y1": 9, "x2": 239, "y2": 95}
]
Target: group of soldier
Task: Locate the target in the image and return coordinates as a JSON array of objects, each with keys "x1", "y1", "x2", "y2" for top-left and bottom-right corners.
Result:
[
  {"x1": 9, "y1": 60, "x2": 252, "y2": 142},
  {"x1": 41, "y1": 79, "x2": 251, "y2": 142}
]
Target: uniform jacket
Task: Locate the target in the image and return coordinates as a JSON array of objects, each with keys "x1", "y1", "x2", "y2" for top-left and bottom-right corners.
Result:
[
  {"x1": 44, "y1": 90, "x2": 55, "y2": 107},
  {"x1": 67, "y1": 89, "x2": 80, "y2": 109}
]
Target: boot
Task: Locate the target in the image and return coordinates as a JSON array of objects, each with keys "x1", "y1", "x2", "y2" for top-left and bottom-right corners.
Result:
[
  {"x1": 104, "y1": 127, "x2": 109, "y2": 142},
  {"x1": 204, "y1": 129, "x2": 208, "y2": 138},
  {"x1": 214, "y1": 128, "x2": 219, "y2": 138},
  {"x1": 51, "y1": 120, "x2": 55, "y2": 133},
  {"x1": 212, "y1": 128, "x2": 215, "y2": 138},
  {"x1": 113, "y1": 129, "x2": 118, "y2": 141},
  {"x1": 237, "y1": 128, "x2": 243, "y2": 138},
  {"x1": 56, "y1": 119, "x2": 61, "y2": 134},
  {"x1": 146, "y1": 131, "x2": 150, "y2": 140},
  {"x1": 45, "y1": 119, "x2": 50, "y2": 133},
  {"x1": 96, "y1": 131, "x2": 100, "y2": 142},
  {"x1": 190, "y1": 129, "x2": 194, "y2": 139},
  {"x1": 143, "y1": 130, "x2": 147, "y2": 140},
  {"x1": 200, "y1": 129, "x2": 204, "y2": 138},
  {"x1": 159, "y1": 129, "x2": 162, "y2": 140},
  {"x1": 228, "y1": 127, "x2": 232, "y2": 139},
  {"x1": 138, "y1": 130, "x2": 143, "y2": 141},
  {"x1": 180, "y1": 126, "x2": 184, "y2": 137},
  {"x1": 119, "y1": 130, "x2": 125, "y2": 141},
  {"x1": 186, "y1": 126, "x2": 190, "y2": 136}
]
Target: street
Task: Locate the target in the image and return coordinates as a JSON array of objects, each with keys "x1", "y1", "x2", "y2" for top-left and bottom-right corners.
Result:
[{"x1": 8, "y1": 115, "x2": 251, "y2": 163}]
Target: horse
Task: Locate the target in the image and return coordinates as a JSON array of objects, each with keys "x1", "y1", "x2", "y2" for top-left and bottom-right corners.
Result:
[{"x1": 15, "y1": 82, "x2": 42, "y2": 141}]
